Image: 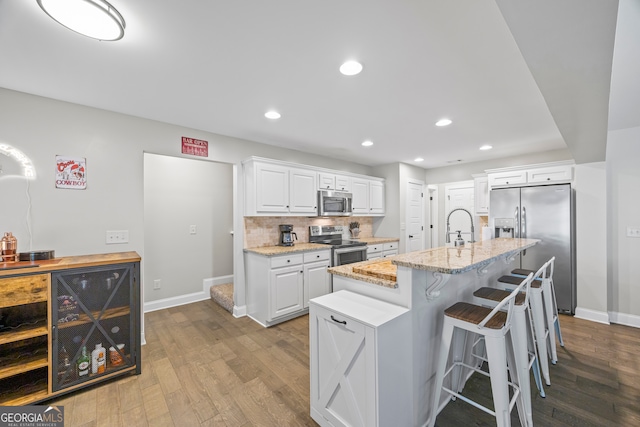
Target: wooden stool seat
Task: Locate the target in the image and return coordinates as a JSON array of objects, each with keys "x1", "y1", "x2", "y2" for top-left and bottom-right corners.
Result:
[
  {"x1": 444, "y1": 302, "x2": 507, "y2": 329},
  {"x1": 473, "y1": 287, "x2": 526, "y2": 306},
  {"x1": 499, "y1": 274, "x2": 542, "y2": 289}
]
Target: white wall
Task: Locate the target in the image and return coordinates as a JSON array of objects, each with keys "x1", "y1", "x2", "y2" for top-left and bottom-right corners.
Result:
[
  {"x1": 574, "y1": 162, "x2": 609, "y2": 323},
  {"x1": 607, "y1": 126, "x2": 640, "y2": 327},
  {"x1": 0, "y1": 87, "x2": 375, "y2": 312}
]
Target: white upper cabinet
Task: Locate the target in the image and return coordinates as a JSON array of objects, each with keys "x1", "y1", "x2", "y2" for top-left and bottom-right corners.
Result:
[
  {"x1": 318, "y1": 172, "x2": 351, "y2": 192},
  {"x1": 289, "y1": 168, "x2": 318, "y2": 214},
  {"x1": 352, "y1": 177, "x2": 385, "y2": 216},
  {"x1": 487, "y1": 162, "x2": 574, "y2": 189},
  {"x1": 473, "y1": 174, "x2": 489, "y2": 215},
  {"x1": 244, "y1": 157, "x2": 385, "y2": 217}
]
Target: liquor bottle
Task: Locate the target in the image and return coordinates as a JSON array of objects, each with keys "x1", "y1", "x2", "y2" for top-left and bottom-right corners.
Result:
[
  {"x1": 57, "y1": 345, "x2": 72, "y2": 382},
  {"x1": 76, "y1": 346, "x2": 90, "y2": 378},
  {"x1": 92, "y1": 343, "x2": 106, "y2": 374}
]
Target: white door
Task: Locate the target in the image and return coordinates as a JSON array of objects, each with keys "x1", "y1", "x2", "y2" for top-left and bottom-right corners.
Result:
[
  {"x1": 304, "y1": 261, "x2": 331, "y2": 308},
  {"x1": 444, "y1": 182, "x2": 475, "y2": 246},
  {"x1": 289, "y1": 168, "x2": 317, "y2": 214},
  {"x1": 310, "y1": 305, "x2": 375, "y2": 427},
  {"x1": 406, "y1": 181, "x2": 424, "y2": 252},
  {"x1": 269, "y1": 266, "x2": 303, "y2": 320}
]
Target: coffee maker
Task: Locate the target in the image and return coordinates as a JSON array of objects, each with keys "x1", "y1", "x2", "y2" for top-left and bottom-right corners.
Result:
[{"x1": 279, "y1": 225, "x2": 298, "y2": 246}]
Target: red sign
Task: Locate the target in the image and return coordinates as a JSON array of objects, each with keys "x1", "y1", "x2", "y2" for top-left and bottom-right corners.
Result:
[{"x1": 181, "y1": 137, "x2": 208, "y2": 157}]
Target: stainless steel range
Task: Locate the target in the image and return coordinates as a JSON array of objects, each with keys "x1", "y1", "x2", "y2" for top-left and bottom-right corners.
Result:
[{"x1": 309, "y1": 225, "x2": 367, "y2": 266}]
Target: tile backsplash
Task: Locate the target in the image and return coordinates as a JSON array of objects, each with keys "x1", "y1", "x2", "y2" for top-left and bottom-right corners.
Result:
[{"x1": 244, "y1": 217, "x2": 373, "y2": 248}]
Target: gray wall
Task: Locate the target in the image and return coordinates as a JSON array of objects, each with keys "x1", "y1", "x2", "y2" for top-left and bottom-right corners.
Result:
[{"x1": 143, "y1": 153, "x2": 233, "y2": 303}]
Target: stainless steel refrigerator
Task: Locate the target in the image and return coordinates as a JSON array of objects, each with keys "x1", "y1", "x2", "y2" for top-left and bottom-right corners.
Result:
[{"x1": 489, "y1": 183, "x2": 575, "y2": 313}]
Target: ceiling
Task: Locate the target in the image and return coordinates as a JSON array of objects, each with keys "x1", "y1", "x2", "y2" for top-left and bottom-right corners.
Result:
[{"x1": 0, "y1": 0, "x2": 635, "y2": 169}]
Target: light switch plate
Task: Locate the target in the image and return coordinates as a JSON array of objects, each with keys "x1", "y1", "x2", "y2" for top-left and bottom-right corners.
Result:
[
  {"x1": 626, "y1": 226, "x2": 640, "y2": 238},
  {"x1": 106, "y1": 230, "x2": 129, "y2": 244}
]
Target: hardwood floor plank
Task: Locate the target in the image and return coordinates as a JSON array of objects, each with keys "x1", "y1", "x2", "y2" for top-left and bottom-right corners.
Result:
[{"x1": 46, "y1": 300, "x2": 640, "y2": 427}]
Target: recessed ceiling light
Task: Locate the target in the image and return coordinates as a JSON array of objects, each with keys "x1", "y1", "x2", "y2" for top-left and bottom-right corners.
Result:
[
  {"x1": 37, "y1": 0, "x2": 126, "y2": 41},
  {"x1": 361, "y1": 140, "x2": 373, "y2": 147},
  {"x1": 340, "y1": 60, "x2": 363, "y2": 76},
  {"x1": 479, "y1": 145, "x2": 493, "y2": 151},
  {"x1": 446, "y1": 159, "x2": 463, "y2": 163},
  {"x1": 414, "y1": 157, "x2": 424, "y2": 162},
  {"x1": 265, "y1": 111, "x2": 281, "y2": 120},
  {"x1": 435, "y1": 119, "x2": 452, "y2": 127}
]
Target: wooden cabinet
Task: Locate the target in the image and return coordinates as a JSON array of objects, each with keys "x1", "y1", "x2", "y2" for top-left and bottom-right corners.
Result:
[
  {"x1": 245, "y1": 249, "x2": 331, "y2": 326},
  {"x1": 352, "y1": 178, "x2": 385, "y2": 216},
  {"x1": 309, "y1": 291, "x2": 412, "y2": 427},
  {"x1": 0, "y1": 252, "x2": 140, "y2": 406}
]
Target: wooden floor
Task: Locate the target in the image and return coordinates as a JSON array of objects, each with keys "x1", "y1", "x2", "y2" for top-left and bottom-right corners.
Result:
[{"x1": 51, "y1": 300, "x2": 640, "y2": 427}]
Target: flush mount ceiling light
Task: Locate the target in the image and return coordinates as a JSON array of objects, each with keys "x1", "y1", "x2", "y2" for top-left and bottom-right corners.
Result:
[
  {"x1": 435, "y1": 118, "x2": 452, "y2": 127},
  {"x1": 479, "y1": 145, "x2": 493, "y2": 151},
  {"x1": 265, "y1": 111, "x2": 281, "y2": 119},
  {"x1": 340, "y1": 60, "x2": 363, "y2": 76},
  {"x1": 414, "y1": 157, "x2": 424, "y2": 162},
  {"x1": 361, "y1": 140, "x2": 373, "y2": 147},
  {"x1": 37, "y1": 0, "x2": 126, "y2": 41}
]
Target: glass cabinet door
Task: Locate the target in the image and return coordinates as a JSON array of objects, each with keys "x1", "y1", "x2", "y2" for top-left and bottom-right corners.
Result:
[{"x1": 51, "y1": 263, "x2": 138, "y2": 391}]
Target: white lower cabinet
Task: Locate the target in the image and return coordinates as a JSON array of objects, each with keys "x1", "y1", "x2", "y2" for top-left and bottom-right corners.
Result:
[
  {"x1": 310, "y1": 291, "x2": 412, "y2": 427},
  {"x1": 367, "y1": 241, "x2": 398, "y2": 260},
  {"x1": 245, "y1": 249, "x2": 331, "y2": 326}
]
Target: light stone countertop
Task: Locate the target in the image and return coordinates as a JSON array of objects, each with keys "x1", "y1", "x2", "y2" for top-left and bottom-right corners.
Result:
[
  {"x1": 391, "y1": 238, "x2": 540, "y2": 274},
  {"x1": 355, "y1": 237, "x2": 400, "y2": 244},
  {"x1": 328, "y1": 238, "x2": 540, "y2": 288},
  {"x1": 243, "y1": 243, "x2": 329, "y2": 256},
  {"x1": 329, "y1": 258, "x2": 399, "y2": 289}
]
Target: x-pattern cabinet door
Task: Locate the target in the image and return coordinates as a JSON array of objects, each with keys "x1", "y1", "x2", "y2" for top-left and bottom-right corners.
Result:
[{"x1": 310, "y1": 305, "x2": 376, "y2": 427}]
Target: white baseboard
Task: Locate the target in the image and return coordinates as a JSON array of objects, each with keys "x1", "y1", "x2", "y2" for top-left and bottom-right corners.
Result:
[
  {"x1": 574, "y1": 307, "x2": 610, "y2": 325},
  {"x1": 609, "y1": 311, "x2": 640, "y2": 329},
  {"x1": 233, "y1": 305, "x2": 247, "y2": 318},
  {"x1": 143, "y1": 290, "x2": 210, "y2": 313},
  {"x1": 203, "y1": 274, "x2": 234, "y2": 293}
]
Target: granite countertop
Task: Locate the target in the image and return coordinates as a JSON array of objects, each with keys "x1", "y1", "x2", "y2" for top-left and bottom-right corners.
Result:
[
  {"x1": 329, "y1": 258, "x2": 398, "y2": 289},
  {"x1": 244, "y1": 243, "x2": 329, "y2": 256},
  {"x1": 392, "y1": 238, "x2": 540, "y2": 274},
  {"x1": 355, "y1": 237, "x2": 399, "y2": 244}
]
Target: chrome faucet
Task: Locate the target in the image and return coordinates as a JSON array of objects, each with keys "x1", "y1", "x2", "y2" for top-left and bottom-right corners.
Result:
[{"x1": 446, "y1": 208, "x2": 475, "y2": 246}]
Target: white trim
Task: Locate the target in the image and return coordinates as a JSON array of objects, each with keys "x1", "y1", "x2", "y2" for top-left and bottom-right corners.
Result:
[
  {"x1": 608, "y1": 311, "x2": 640, "y2": 329},
  {"x1": 484, "y1": 160, "x2": 575, "y2": 174},
  {"x1": 144, "y1": 291, "x2": 210, "y2": 313},
  {"x1": 574, "y1": 307, "x2": 610, "y2": 325},
  {"x1": 233, "y1": 305, "x2": 247, "y2": 318},
  {"x1": 203, "y1": 274, "x2": 234, "y2": 293}
]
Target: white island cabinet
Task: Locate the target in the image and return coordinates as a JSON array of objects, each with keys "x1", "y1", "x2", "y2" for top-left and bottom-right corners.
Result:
[{"x1": 310, "y1": 291, "x2": 412, "y2": 427}]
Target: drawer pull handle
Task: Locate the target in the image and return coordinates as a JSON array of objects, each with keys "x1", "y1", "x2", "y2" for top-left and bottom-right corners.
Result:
[{"x1": 331, "y1": 315, "x2": 347, "y2": 325}]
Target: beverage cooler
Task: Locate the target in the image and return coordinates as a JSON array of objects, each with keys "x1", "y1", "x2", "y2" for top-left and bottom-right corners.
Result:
[{"x1": 51, "y1": 263, "x2": 140, "y2": 390}]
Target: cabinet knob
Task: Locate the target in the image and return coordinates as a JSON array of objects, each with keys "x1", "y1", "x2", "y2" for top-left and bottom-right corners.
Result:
[
  {"x1": 287, "y1": 260, "x2": 290, "y2": 263},
  {"x1": 409, "y1": 235, "x2": 414, "y2": 238}
]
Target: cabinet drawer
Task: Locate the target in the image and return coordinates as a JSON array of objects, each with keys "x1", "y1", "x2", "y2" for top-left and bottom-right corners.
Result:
[
  {"x1": 488, "y1": 170, "x2": 527, "y2": 187},
  {"x1": 304, "y1": 250, "x2": 331, "y2": 264},
  {"x1": 527, "y1": 165, "x2": 573, "y2": 184},
  {"x1": 367, "y1": 245, "x2": 382, "y2": 254},
  {"x1": 383, "y1": 242, "x2": 398, "y2": 250},
  {"x1": 270, "y1": 254, "x2": 304, "y2": 268},
  {"x1": 0, "y1": 274, "x2": 49, "y2": 308}
]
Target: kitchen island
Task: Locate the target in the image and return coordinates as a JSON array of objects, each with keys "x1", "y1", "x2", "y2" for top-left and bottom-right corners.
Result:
[{"x1": 313, "y1": 238, "x2": 539, "y2": 427}]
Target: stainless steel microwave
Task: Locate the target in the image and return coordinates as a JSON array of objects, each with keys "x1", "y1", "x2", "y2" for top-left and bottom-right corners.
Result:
[{"x1": 317, "y1": 190, "x2": 353, "y2": 217}]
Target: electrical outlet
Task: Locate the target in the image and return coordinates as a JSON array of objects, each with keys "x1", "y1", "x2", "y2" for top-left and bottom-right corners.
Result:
[
  {"x1": 627, "y1": 226, "x2": 640, "y2": 238},
  {"x1": 190, "y1": 225, "x2": 197, "y2": 235},
  {"x1": 106, "y1": 230, "x2": 129, "y2": 244},
  {"x1": 153, "y1": 279, "x2": 161, "y2": 290}
]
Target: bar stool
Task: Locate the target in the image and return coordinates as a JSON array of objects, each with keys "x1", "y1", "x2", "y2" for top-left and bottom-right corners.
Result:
[
  {"x1": 511, "y1": 257, "x2": 565, "y2": 362},
  {"x1": 429, "y1": 274, "x2": 533, "y2": 427},
  {"x1": 474, "y1": 267, "x2": 547, "y2": 427}
]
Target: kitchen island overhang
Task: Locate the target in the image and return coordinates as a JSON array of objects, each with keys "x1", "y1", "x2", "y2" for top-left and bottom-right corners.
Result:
[{"x1": 325, "y1": 238, "x2": 540, "y2": 426}]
